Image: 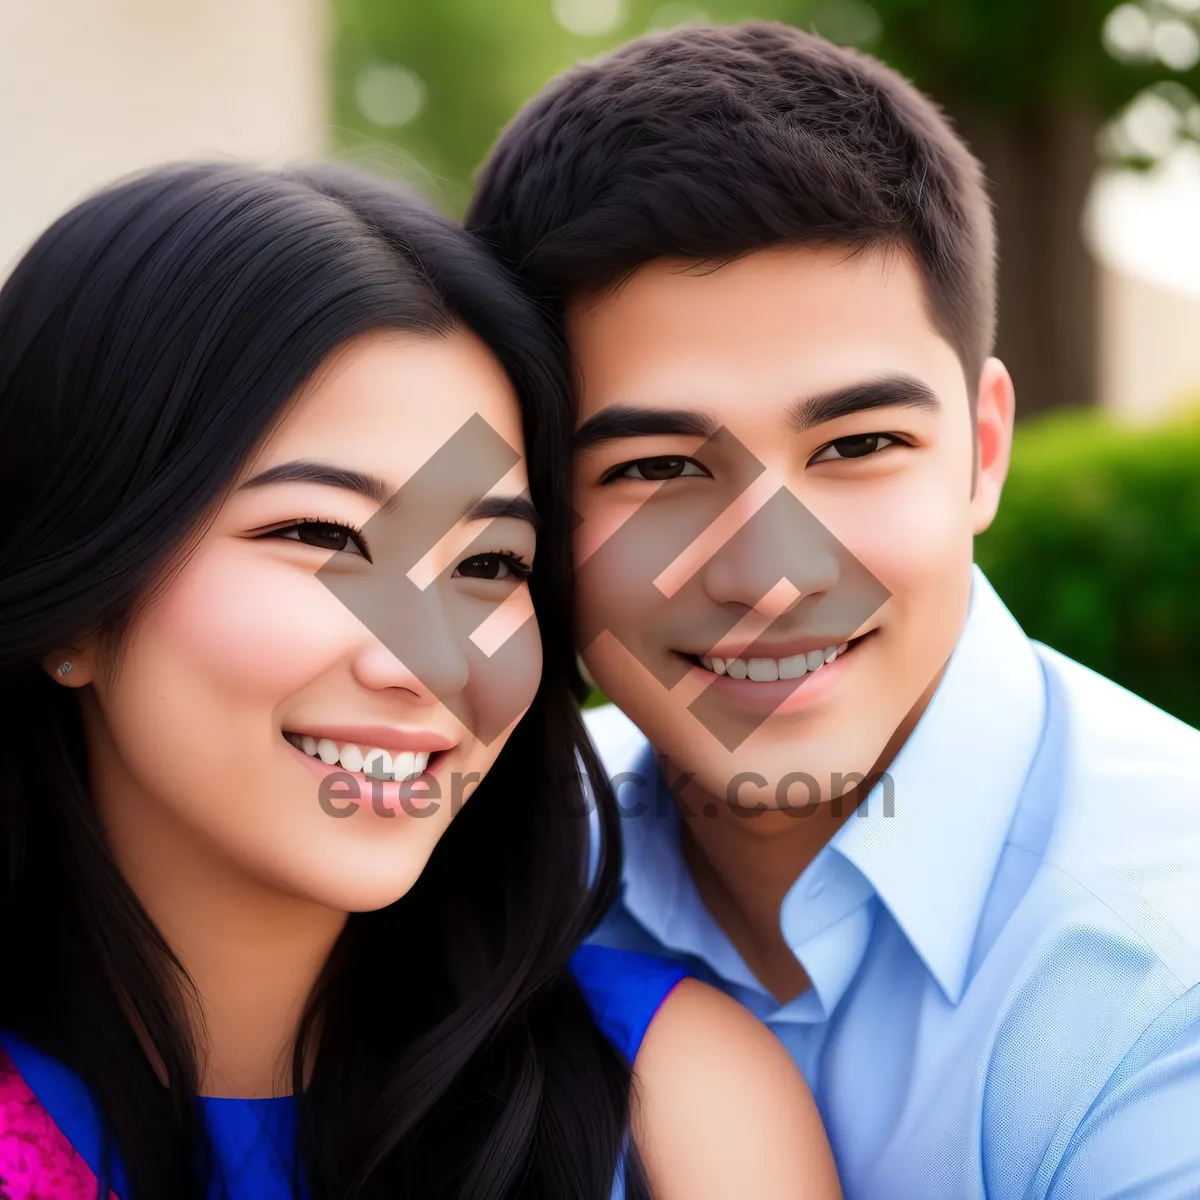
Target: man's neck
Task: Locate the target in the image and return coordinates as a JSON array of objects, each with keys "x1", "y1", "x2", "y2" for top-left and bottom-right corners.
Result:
[
  {"x1": 666, "y1": 669, "x2": 943, "y2": 1004},
  {"x1": 675, "y1": 774, "x2": 852, "y2": 1004}
]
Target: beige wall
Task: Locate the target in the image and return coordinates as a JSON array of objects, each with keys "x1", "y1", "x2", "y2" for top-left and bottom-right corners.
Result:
[
  {"x1": 1098, "y1": 264, "x2": 1200, "y2": 421},
  {"x1": 0, "y1": 0, "x2": 328, "y2": 277},
  {"x1": 1087, "y1": 157, "x2": 1200, "y2": 421}
]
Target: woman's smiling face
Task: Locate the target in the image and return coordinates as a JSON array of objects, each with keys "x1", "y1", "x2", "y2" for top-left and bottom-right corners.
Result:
[{"x1": 67, "y1": 328, "x2": 542, "y2": 913}]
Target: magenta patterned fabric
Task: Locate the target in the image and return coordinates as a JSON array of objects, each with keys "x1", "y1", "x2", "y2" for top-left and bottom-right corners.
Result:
[{"x1": 0, "y1": 1046, "x2": 117, "y2": 1200}]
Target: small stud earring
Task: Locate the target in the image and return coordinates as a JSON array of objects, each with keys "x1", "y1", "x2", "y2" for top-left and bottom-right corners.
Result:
[{"x1": 56, "y1": 661, "x2": 72, "y2": 676}]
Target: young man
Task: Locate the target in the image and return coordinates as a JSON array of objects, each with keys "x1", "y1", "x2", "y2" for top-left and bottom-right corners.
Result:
[{"x1": 467, "y1": 21, "x2": 1200, "y2": 1199}]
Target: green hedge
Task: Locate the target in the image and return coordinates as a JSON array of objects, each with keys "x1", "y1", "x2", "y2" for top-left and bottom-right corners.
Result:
[
  {"x1": 975, "y1": 407, "x2": 1200, "y2": 730},
  {"x1": 584, "y1": 408, "x2": 1200, "y2": 728}
]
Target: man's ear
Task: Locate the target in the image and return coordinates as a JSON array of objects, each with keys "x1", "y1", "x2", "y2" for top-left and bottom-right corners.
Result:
[{"x1": 970, "y1": 357, "x2": 1016, "y2": 535}]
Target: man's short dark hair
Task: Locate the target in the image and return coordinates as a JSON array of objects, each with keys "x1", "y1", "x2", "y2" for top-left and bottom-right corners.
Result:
[{"x1": 466, "y1": 21, "x2": 996, "y2": 391}]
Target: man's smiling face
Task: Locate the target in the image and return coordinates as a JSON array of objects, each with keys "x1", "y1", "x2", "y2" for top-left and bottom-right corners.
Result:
[{"x1": 571, "y1": 244, "x2": 1014, "y2": 813}]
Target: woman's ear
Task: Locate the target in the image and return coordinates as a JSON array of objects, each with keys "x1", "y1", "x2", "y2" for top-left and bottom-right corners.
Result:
[{"x1": 42, "y1": 644, "x2": 97, "y2": 687}]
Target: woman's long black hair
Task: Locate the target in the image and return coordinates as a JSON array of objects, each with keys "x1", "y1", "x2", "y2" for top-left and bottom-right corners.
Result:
[{"x1": 0, "y1": 162, "x2": 647, "y2": 1199}]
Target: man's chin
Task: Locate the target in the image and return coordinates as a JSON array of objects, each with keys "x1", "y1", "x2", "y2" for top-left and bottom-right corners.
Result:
[{"x1": 637, "y1": 727, "x2": 895, "y2": 822}]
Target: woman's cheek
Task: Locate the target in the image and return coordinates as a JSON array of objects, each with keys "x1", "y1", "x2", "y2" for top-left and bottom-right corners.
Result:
[
  {"x1": 462, "y1": 615, "x2": 543, "y2": 749},
  {"x1": 144, "y1": 547, "x2": 355, "y2": 703}
]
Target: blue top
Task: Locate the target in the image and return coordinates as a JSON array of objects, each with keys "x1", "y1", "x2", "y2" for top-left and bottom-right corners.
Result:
[
  {"x1": 0, "y1": 944, "x2": 688, "y2": 1199},
  {"x1": 585, "y1": 565, "x2": 1200, "y2": 1200}
]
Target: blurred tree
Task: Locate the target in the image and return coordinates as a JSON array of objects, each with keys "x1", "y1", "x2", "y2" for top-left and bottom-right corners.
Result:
[
  {"x1": 786, "y1": 0, "x2": 1200, "y2": 418},
  {"x1": 331, "y1": 0, "x2": 617, "y2": 214},
  {"x1": 333, "y1": 0, "x2": 1200, "y2": 417}
]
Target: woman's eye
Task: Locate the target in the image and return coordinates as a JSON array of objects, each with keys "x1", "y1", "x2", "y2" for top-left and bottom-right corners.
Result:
[
  {"x1": 810, "y1": 433, "x2": 900, "y2": 464},
  {"x1": 606, "y1": 456, "x2": 710, "y2": 482},
  {"x1": 267, "y1": 521, "x2": 369, "y2": 558},
  {"x1": 454, "y1": 553, "x2": 531, "y2": 582}
]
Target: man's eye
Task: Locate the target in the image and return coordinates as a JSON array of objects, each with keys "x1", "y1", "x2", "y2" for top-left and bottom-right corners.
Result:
[
  {"x1": 604, "y1": 456, "x2": 710, "y2": 482},
  {"x1": 809, "y1": 433, "x2": 901, "y2": 464},
  {"x1": 454, "y1": 553, "x2": 531, "y2": 581}
]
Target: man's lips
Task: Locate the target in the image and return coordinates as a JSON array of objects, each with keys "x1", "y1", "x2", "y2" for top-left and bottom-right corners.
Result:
[
  {"x1": 679, "y1": 630, "x2": 874, "y2": 662},
  {"x1": 669, "y1": 629, "x2": 877, "y2": 712}
]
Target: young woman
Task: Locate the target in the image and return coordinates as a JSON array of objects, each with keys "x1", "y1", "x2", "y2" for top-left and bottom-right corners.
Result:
[{"x1": 0, "y1": 163, "x2": 840, "y2": 1200}]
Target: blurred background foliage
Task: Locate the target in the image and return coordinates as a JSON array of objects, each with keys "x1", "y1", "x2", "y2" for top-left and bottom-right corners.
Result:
[
  {"x1": 331, "y1": 1, "x2": 1200, "y2": 205},
  {"x1": 332, "y1": 0, "x2": 1200, "y2": 417},
  {"x1": 974, "y1": 407, "x2": 1200, "y2": 728},
  {"x1": 332, "y1": 1, "x2": 1200, "y2": 727}
]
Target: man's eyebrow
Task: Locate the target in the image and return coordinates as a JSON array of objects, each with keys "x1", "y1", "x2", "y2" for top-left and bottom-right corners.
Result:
[
  {"x1": 574, "y1": 405, "x2": 718, "y2": 451},
  {"x1": 239, "y1": 460, "x2": 393, "y2": 506},
  {"x1": 466, "y1": 494, "x2": 542, "y2": 532},
  {"x1": 786, "y1": 376, "x2": 942, "y2": 433}
]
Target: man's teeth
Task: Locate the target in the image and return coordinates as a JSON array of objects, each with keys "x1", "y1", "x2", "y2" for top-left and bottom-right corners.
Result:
[
  {"x1": 700, "y1": 641, "x2": 851, "y2": 681},
  {"x1": 285, "y1": 735, "x2": 430, "y2": 780}
]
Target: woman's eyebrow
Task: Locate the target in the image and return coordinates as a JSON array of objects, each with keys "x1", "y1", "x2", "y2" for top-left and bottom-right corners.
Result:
[
  {"x1": 239, "y1": 460, "x2": 393, "y2": 505},
  {"x1": 240, "y1": 462, "x2": 541, "y2": 531},
  {"x1": 466, "y1": 494, "x2": 542, "y2": 532}
]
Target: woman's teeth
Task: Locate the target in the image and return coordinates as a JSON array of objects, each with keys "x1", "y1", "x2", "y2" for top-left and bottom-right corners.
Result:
[
  {"x1": 700, "y1": 642, "x2": 850, "y2": 681},
  {"x1": 284, "y1": 734, "x2": 430, "y2": 781}
]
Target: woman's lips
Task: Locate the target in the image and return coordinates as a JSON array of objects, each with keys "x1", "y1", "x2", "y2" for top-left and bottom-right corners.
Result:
[
  {"x1": 281, "y1": 725, "x2": 456, "y2": 755},
  {"x1": 283, "y1": 731, "x2": 445, "y2": 782},
  {"x1": 283, "y1": 736, "x2": 450, "y2": 817}
]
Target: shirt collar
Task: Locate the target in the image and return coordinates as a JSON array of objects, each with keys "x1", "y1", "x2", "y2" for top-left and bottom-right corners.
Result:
[
  {"x1": 617, "y1": 749, "x2": 767, "y2": 991},
  {"x1": 816, "y1": 566, "x2": 1048, "y2": 1005},
  {"x1": 608, "y1": 566, "x2": 1048, "y2": 1010}
]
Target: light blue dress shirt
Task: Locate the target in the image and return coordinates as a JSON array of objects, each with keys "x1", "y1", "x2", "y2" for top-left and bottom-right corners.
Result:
[{"x1": 585, "y1": 567, "x2": 1200, "y2": 1199}]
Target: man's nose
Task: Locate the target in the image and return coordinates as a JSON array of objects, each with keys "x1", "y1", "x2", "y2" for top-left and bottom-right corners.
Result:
[{"x1": 697, "y1": 485, "x2": 841, "y2": 614}]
